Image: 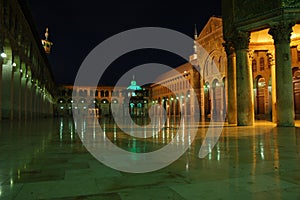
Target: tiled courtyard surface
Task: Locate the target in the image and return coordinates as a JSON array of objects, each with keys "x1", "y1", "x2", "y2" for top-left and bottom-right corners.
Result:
[{"x1": 0, "y1": 118, "x2": 300, "y2": 200}]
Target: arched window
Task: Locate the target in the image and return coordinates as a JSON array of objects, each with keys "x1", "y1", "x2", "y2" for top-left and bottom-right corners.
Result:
[
  {"x1": 79, "y1": 90, "x2": 84, "y2": 97},
  {"x1": 252, "y1": 59, "x2": 257, "y2": 72},
  {"x1": 72, "y1": 89, "x2": 77, "y2": 96},
  {"x1": 67, "y1": 89, "x2": 72, "y2": 96},
  {"x1": 211, "y1": 57, "x2": 215, "y2": 73},
  {"x1": 260, "y1": 57, "x2": 264, "y2": 71},
  {"x1": 297, "y1": 50, "x2": 300, "y2": 62},
  {"x1": 61, "y1": 90, "x2": 66, "y2": 96}
]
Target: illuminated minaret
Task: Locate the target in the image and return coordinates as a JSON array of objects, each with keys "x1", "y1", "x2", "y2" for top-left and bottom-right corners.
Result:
[
  {"x1": 194, "y1": 24, "x2": 198, "y2": 40},
  {"x1": 193, "y1": 24, "x2": 198, "y2": 54},
  {"x1": 41, "y1": 27, "x2": 53, "y2": 54}
]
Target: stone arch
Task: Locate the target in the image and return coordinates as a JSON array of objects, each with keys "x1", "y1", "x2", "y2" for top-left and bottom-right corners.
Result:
[
  {"x1": 222, "y1": 77, "x2": 227, "y2": 118},
  {"x1": 185, "y1": 90, "x2": 191, "y2": 115},
  {"x1": 100, "y1": 98, "x2": 110, "y2": 116},
  {"x1": 79, "y1": 98, "x2": 87, "y2": 104},
  {"x1": 203, "y1": 49, "x2": 225, "y2": 81},
  {"x1": 158, "y1": 97, "x2": 161, "y2": 104},
  {"x1": 175, "y1": 93, "x2": 180, "y2": 116},
  {"x1": 57, "y1": 98, "x2": 66, "y2": 104},
  {"x1": 254, "y1": 75, "x2": 266, "y2": 116},
  {"x1": 112, "y1": 99, "x2": 119, "y2": 104},
  {"x1": 204, "y1": 82, "x2": 211, "y2": 119},
  {"x1": 104, "y1": 90, "x2": 109, "y2": 97},
  {"x1": 67, "y1": 98, "x2": 74, "y2": 104},
  {"x1": 293, "y1": 67, "x2": 300, "y2": 116},
  {"x1": 212, "y1": 79, "x2": 221, "y2": 120}
]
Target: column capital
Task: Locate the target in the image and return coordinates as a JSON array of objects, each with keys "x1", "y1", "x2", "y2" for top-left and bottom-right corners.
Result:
[
  {"x1": 268, "y1": 21, "x2": 295, "y2": 44},
  {"x1": 232, "y1": 31, "x2": 250, "y2": 51},
  {"x1": 266, "y1": 50, "x2": 275, "y2": 67},
  {"x1": 248, "y1": 49, "x2": 254, "y2": 61},
  {"x1": 223, "y1": 41, "x2": 235, "y2": 56}
]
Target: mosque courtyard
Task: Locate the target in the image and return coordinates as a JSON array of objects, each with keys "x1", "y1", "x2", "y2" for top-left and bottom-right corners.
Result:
[{"x1": 0, "y1": 118, "x2": 299, "y2": 200}]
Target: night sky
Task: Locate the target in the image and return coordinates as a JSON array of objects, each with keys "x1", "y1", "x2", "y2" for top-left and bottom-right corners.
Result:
[{"x1": 27, "y1": 0, "x2": 221, "y2": 86}]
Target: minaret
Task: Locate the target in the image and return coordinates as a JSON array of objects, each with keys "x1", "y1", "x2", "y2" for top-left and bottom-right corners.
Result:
[
  {"x1": 41, "y1": 27, "x2": 53, "y2": 54},
  {"x1": 131, "y1": 75, "x2": 136, "y2": 86},
  {"x1": 193, "y1": 24, "x2": 198, "y2": 55},
  {"x1": 194, "y1": 24, "x2": 198, "y2": 40}
]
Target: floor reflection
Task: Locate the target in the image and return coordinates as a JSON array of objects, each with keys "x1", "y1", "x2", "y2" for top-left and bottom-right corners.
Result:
[{"x1": 0, "y1": 118, "x2": 299, "y2": 199}]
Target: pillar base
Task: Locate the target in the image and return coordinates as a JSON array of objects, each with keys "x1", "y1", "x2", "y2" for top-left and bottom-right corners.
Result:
[
  {"x1": 277, "y1": 121, "x2": 294, "y2": 127},
  {"x1": 237, "y1": 113, "x2": 254, "y2": 126},
  {"x1": 238, "y1": 122, "x2": 253, "y2": 126}
]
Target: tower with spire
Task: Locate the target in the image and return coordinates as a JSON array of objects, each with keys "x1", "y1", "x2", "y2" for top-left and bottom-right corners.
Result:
[
  {"x1": 41, "y1": 27, "x2": 53, "y2": 54},
  {"x1": 193, "y1": 24, "x2": 198, "y2": 54},
  {"x1": 189, "y1": 24, "x2": 199, "y2": 66},
  {"x1": 194, "y1": 24, "x2": 198, "y2": 40}
]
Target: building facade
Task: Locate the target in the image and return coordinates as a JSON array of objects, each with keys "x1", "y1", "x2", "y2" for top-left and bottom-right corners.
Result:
[
  {"x1": 150, "y1": 63, "x2": 201, "y2": 119},
  {"x1": 56, "y1": 85, "x2": 125, "y2": 117},
  {"x1": 56, "y1": 14, "x2": 300, "y2": 127},
  {"x1": 192, "y1": 17, "x2": 227, "y2": 121},
  {"x1": 222, "y1": 0, "x2": 300, "y2": 126},
  {"x1": 0, "y1": 0, "x2": 56, "y2": 120},
  {"x1": 150, "y1": 17, "x2": 226, "y2": 122},
  {"x1": 152, "y1": 15, "x2": 300, "y2": 126},
  {"x1": 56, "y1": 78, "x2": 150, "y2": 118}
]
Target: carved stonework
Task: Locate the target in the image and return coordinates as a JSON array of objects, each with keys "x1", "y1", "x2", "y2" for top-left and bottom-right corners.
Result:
[
  {"x1": 266, "y1": 51, "x2": 275, "y2": 67},
  {"x1": 232, "y1": 31, "x2": 250, "y2": 50},
  {"x1": 248, "y1": 50, "x2": 254, "y2": 61},
  {"x1": 198, "y1": 17, "x2": 223, "y2": 39},
  {"x1": 268, "y1": 21, "x2": 295, "y2": 44},
  {"x1": 282, "y1": 0, "x2": 300, "y2": 7},
  {"x1": 223, "y1": 41, "x2": 235, "y2": 56},
  {"x1": 235, "y1": 0, "x2": 280, "y2": 21}
]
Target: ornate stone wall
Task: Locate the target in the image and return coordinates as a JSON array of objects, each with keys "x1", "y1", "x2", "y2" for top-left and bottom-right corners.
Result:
[{"x1": 234, "y1": 0, "x2": 280, "y2": 21}]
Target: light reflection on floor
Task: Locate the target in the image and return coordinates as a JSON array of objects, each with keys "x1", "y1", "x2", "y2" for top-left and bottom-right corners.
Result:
[{"x1": 0, "y1": 117, "x2": 299, "y2": 199}]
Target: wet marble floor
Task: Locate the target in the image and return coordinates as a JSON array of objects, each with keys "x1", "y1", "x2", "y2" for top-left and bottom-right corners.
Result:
[{"x1": 0, "y1": 117, "x2": 300, "y2": 200}]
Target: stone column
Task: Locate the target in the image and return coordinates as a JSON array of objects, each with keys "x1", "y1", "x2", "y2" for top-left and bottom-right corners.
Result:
[
  {"x1": 223, "y1": 41, "x2": 237, "y2": 124},
  {"x1": 41, "y1": 86, "x2": 45, "y2": 117},
  {"x1": 33, "y1": 81, "x2": 37, "y2": 118},
  {"x1": 233, "y1": 31, "x2": 254, "y2": 126},
  {"x1": 200, "y1": 80, "x2": 205, "y2": 122},
  {"x1": 0, "y1": 59, "x2": 2, "y2": 120},
  {"x1": 10, "y1": 62, "x2": 15, "y2": 120},
  {"x1": 191, "y1": 68, "x2": 201, "y2": 120},
  {"x1": 183, "y1": 96, "x2": 187, "y2": 116},
  {"x1": 18, "y1": 63, "x2": 22, "y2": 120},
  {"x1": 172, "y1": 98, "x2": 176, "y2": 116},
  {"x1": 38, "y1": 85, "x2": 42, "y2": 118},
  {"x1": 168, "y1": 99, "x2": 171, "y2": 116},
  {"x1": 267, "y1": 50, "x2": 277, "y2": 122},
  {"x1": 29, "y1": 78, "x2": 33, "y2": 120},
  {"x1": 210, "y1": 85, "x2": 214, "y2": 120},
  {"x1": 211, "y1": 86, "x2": 216, "y2": 120},
  {"x1": 268, "y1": 22, "x2": 295, "y2": 126},
  {"x1": 24, "y1": 75, "x2": 28, "y2": 120},
  {"x1": 220, "y1": 82, "x2": 224, "y2": 120}
]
